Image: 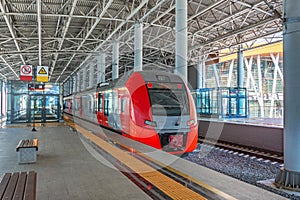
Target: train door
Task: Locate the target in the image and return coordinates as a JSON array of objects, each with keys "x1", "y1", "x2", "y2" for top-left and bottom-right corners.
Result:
[
  {"x1": 104, "y1": 91, "x2": 112, "y2": 127},
  {"x1": 97, "y1": 93, "x2": 104, "y2": 124},
  {"x1": 120, "y1": 96, "x2": 130, "y2": 133}
]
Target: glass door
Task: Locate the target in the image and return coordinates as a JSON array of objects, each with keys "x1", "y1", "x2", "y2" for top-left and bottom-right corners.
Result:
[
  {"x1": 12, "y1": 94, "x2": 29, "y2": 122},
  {"x1": 45, "y1": 96, "x2": 59, "y2": 121},
  {"x1": 30, "y1": 95, "x2": 45, "y2": 123}
]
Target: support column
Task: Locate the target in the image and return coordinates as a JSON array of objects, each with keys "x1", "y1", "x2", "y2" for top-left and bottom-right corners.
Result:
[
  {"x1": 2, "y1": 80, "x2": 6, "y2": 121},
  {"x1": 197, "y1": 58, "x2": 203, "y2": 89},
  {"x1": 72, "y1": 76, "x2": 76, "y2": 93},
  {"x1": 70, "y1": 78, "x2": 73, "y2": 94},
  {"x1": 82, "y1": 67, "x2": 87, "y2": 90},
  {"x1": 89, "y1": 64, "x2": 94, "y2": 88},
  {"x1": 0, "y1": 81, "x2": 2, "y2": 121},
  {"x1": 213, "y1": 64, "x2": 220, "y2": 87},
  {"x1": 97, "y1": 53, "x2": 106, "y2": 83},
  {"x1": 112, "y1": 41, "x2": 119, "y2": 80},
  {"x1": 202, "y1": 59, "x2": 206, "y2": 88},
  {"x1": 257, "y1": 55, "x2": 265, "y2": 117},
  {"x1": 77, "y1": 72, "x2": 80, "y2": 92},
  {"x1": 237, "y1": 45, "x2": 245, "y2": 116},
  {"x1": 134, "y1": 21, "x2": 143, "y2": 71},
  {"x1": 227, "y1": 60, "x2": 234, "y2": 87},
  {"x1": 175, "y1": 0, "x2": 187, "y2": 82},
  {"x1": 68, "y1": 79, "x2": 72, "y2": 95},
  {"x1": 275, "y1": 0, "x2": 300, "y2": 191},
  {"x1": 237, "y1": 45, "x2": 244, "y2": 88}
]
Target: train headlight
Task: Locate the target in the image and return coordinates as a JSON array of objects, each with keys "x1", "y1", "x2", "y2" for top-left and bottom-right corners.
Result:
[
  {"x1": 145, "y1": 120, "x2": 157, "y2": 127},
  {"x1": 187, "y1": 119, "x2": 196, "y2": 126}
]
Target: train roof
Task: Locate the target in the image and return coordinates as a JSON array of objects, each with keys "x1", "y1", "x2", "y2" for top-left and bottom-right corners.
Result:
[
  {"x1": 96, "y1": 70, "x2": 185, "y2": 92},
  {"x1": 139, "y1": 70, "x2": 183, "y2": 83}
]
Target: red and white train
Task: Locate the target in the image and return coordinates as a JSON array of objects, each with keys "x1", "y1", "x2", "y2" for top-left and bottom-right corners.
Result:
[{"x1": 63, "y1": 70, "x2": 198, "y2": 154}]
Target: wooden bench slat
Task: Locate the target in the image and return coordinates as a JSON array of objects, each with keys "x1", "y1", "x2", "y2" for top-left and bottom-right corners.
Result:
[
  {"x1": 24, "y1": 140, "x2": 29, "y2": 148},
  {"x1": 24, "y1": 171, "x2": 36, "y2": 200},
  {"x1": 16, "y1": 139, "x2": 39, "y2": 151},
  {"x1": 28, "y1": 140, "x2": 32, "y2": 148},
  {"x1": 13, "y1": 172, "x2": 27, "y2": 200},
  {"x1": 3, "y1": 172, "x2": 19, "y2": 200},
  {"x1": 0, "y1": 173, "x2": 11, "y2": 199},
  {"x1": 32, "y1": 139, "x2": 38, "y2": 150},
  {"x1": 16, "y1": 140, "x2": 25, "y2": 151},
  {"x1": 0, "y1": 171, "x2": 37, "y2": 200}
]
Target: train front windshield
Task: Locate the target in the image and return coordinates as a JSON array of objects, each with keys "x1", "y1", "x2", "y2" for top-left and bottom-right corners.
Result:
[{"x1": 147, "y1": 82, "x2": 189, "y2": 116}]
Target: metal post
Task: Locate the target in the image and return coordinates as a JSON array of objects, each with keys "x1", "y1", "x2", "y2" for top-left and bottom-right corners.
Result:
[
  {"x1": 0, "y1": 80, "x2": 2, "y2": 124},
  {"x1": 257, "y1": 55, "x2": 265, "y2": 117},
  {"x1": 238, "y1": 50, "x2": 247, "y2": 116},
  {"x1": 175, "y1": 0, "x2": 187, "y2": 82},
  {"x1": 134, "y1": 21, "x2": 143, "y2": 71},
  {"x1": 112, "y1": 41, "x2": 119, "y2": 80},
  {"x1": 0, "y1": 80, "x2": 3, "y2": 127},
  {"x1": 227, "y1": 60, "x2": 234, "y2": 87},
  {"x1": 197, "y1": 58, "x2": 203, "y2": 89},
  {"x1": 97, "y1": 53, "x2": 106, "y2": 83},
  {"x1": 72, "y1": 76, "x2": 76, "y2": 93},
  {"x1": 77, "y1": 72, "x2": 80, "y2": 92},
  {"x1": 32, "y1": 70, "x2": 36, "y2": 131},
  {"x1": 82, "y1": 67, "x2": 87, "y2": 90},
  {"x1": 89, "y1": 64, "x2": 94, "y2": 88},
  {"x1": 37, "y1": 0, "x2": 42, "y2": 66},
  {"x1": 213, "y1": 64, "x2": 220, "y2": 87},
  {"x1": 237, "y1": 45, "x2": 244, "y2": 88},
  {"x1": 202, "y1": 58, "x2": 206, "y2": 88},
  {"x1": 275, "y1": 0, "x2": 300, "y2": 191}
]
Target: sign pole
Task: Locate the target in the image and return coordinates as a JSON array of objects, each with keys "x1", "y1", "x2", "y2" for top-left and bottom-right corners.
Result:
[
  {"x1": 32, "y1": 68, "x2": 36, "y2": 131},
  {"x1": 32, "y1": 94, "x2": 36, "y2": 131}
]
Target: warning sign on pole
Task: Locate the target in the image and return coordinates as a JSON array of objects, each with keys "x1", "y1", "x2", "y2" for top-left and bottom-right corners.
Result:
[
  {"x1": 20, "y1": 65, "x2": 33, "y2": 81},
  {"x1": 36, "y1": 66, "x2": 49, "y2": 82}
]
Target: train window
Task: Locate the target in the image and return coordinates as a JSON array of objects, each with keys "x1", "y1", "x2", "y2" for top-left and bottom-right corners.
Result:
[
  {"x1": 121, "y1": 99, "x2": 125, "y2": 113},
  {"x1": 104, "y1": 99, "x2": 108, "y2": 116},
  {"x1": 104, "y1": 92, "x2": 112, "y2": 116},
  {"x1": 148, "y1": 84, "x2": 189, "y2": 116},
  {"x1": 98, "y1": 93, "x2": 103, "y2": 112},
  {"x1": 88, "y1": 100, "x2": 92, "y2": 114},
  {"x1": 94, "y1": 99, "x2": 97, "y2": 113}
]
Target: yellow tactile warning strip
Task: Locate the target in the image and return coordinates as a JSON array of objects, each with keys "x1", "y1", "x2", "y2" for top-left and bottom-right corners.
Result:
[
  {"x1": 139, "y1": 153, "x2": 238, "y2": 200},
  {"x1": 5, "y1": 122, "x2": 64, "y2": 128},
  {"x1": 69, "y1": 123, "x2": 207, "y2": 200},
  {"x1": 116, "y1": 141, "x2": 238, "y2": 200},
  {"x1": 64, "y1": 115, "x2": 237, "y2": 200}
]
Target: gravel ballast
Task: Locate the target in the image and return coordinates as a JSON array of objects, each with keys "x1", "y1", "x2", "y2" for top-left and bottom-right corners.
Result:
[{"x1": 185, "y1": 144, "x2": 300, "y2": 200}]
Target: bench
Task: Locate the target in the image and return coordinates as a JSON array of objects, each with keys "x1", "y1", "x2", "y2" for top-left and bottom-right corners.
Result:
[
  {"x1": 0, "y1": 171, "x2": 37, "y2": 200},
  {"x1": 16, "y1": 139, "x2": 38, "y2": 164}
]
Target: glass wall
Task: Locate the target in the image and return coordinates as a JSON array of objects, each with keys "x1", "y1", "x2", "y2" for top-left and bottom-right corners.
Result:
[
  {"x1": 0, "y1": 80, "x2": 7, "y2": 124},
  {"x1": 8, "y1": 80, "x2": 61, "y2": 123},
  {"x1": 203, "y1": 53, "x2": 283, "y2": 119}
]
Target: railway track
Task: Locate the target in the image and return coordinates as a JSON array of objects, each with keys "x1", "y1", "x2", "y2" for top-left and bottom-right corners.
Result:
[{"x1": 198, "y1": 137, "x2": 283, "y2": 164}]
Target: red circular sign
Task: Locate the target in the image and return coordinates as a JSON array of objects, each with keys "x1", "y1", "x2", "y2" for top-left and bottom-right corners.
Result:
[{"x1": 21, "y1": 65, "x2": 32, "y2": 75}]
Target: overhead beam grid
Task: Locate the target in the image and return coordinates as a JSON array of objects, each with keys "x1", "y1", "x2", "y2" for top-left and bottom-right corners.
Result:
[{"x1": 0, "y1": 0, "x2": 282, "y2": 82}]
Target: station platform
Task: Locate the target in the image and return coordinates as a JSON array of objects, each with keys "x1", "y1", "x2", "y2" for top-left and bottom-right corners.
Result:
[
  {"x1": 0, "y1": 124, "x2": 151, "y2": 200},
  {"x1": 0, "y1": 122, "x2": 289, "y2": 200},
  {"x1": 199, "y1": 116, "x2": 283, "y2": 128}
]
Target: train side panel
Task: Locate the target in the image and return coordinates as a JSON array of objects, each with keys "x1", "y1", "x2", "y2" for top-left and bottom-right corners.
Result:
[{"x1": 65, "y1": 71, "x2": 198, "y2": 154}]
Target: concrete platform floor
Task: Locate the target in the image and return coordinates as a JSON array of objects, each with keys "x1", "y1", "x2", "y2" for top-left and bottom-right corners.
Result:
[{"x1": 0, "y1": 125, "x2": 151, "y2": 200}]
